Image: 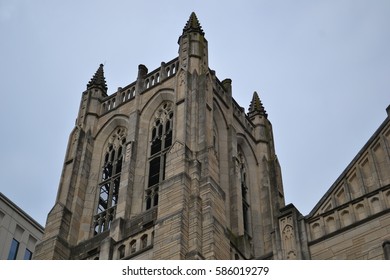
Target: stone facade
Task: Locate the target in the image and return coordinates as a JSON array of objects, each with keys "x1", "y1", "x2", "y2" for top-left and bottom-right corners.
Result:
[
  {"x1": 34, "y1": 13, "x2": 390, "y2": 260},
  {"x1": 34, "y1": 13, "x2": 284, "y2": 260},
  {"x1": 282, "y1": 106, "x2": 390, "y2": 259},
  {"x1": 279, "y1": 106, "x2": 390, "y2": 259}
]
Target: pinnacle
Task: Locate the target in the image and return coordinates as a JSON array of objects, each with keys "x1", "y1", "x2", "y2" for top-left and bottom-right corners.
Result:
[
  {"x1": 87, "y1": 63, "x2": 108, "y2": 92},
  {"x1": 248, "y1": 91, "x2": 268, "y2": 118},
  {"x1": 182, "y1": 12, "x2": 204, "y2": 36}
]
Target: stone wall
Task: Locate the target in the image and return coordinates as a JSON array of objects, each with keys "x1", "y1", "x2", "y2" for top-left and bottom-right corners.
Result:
[{"x1": 309, "y1": 211, "x2": 390, "y2": 259}]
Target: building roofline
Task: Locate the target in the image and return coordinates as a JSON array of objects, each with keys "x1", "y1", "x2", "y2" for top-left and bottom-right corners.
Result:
[
  {"x1": 306, "y1": 106, "x2": 390, "y2": 217},
  {"x1": 0, "y1": 192, "x2": 44, "y2": 233}
]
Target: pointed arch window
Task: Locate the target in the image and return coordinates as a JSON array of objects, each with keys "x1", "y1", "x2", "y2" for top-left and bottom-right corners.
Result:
[
  {"x1": 130, "y1": 240, "x2": 137, "y2": 254},
  {"x1": 213, "y1": 124, "x2": 219, "y2": 156},
  {"x1": 146, "y1": 102, "x2": 173, "y2": 210},
  {"x1": 238, "y1": 152, "x2": 250, "y2": 234},
  {"x1": 94, "y1": 128, "x2": 127, "y2": 235},
  {"x1": 140, "y1": 234, "x2": 148, "y2": 249}
]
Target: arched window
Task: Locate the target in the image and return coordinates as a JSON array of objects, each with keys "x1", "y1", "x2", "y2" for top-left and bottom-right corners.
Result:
[
  {"x1": 213, "y1": 124, "x2": 219, "y2": 156},
  {"x1": 146, "y1": 102, "x2": 173, "y2": 210},
  {"x1": 94, "y1": 127, "x2": 127, "y2": 235},
  {"x1": 118, "y1": 244, "x2": 125, "y2": 259},
  {"x1": 140, "y1": 234, "x2": 148, "y2": 249},
  {"x1": 238, "y1": 150, "x2": 250, "y2": 234},
  {"x1": 130, "y1": 240, "x2": 137, "y2": 254}
]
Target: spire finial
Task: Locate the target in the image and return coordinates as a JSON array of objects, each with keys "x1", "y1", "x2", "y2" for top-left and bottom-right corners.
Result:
[
  {"x1": 182, "y1": 12, "x2": 204, "y2": 36},
  {"x1": 248, "y1": 91, "x2": 268, "y2": 118},
  {"x1": 87, "y1": 63, "x2": 107, "y2": 92}
]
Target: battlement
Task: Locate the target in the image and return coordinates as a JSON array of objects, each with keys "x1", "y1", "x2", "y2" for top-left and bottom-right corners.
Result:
[
  {"x1": 100, "y1": 57, "x2": 179, "y2": 115},
  {"x1": 99, "y1": 57, "x2": 258, "y2": 141}
]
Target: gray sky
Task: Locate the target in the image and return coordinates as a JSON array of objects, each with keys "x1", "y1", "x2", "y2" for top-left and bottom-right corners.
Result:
[{"x1": 1, "y1": 0, "x2": 389, "y2": 226}]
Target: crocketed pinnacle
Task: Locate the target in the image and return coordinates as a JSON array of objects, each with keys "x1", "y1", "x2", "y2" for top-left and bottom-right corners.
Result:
[
  {"x1": 182, "y1": 12, "x2": 204, "y2": 36},
  {"x1": 87, "y1": 63, "x2": 107, "y2": 92},
  {"x1": 248, "y1": 91, "x2": 268, "y2": 118}
]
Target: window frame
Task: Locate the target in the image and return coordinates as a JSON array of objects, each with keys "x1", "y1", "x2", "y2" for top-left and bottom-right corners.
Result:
[
  {"x1": 7, "y1": 238, "x2": 20, "y2": 260},
  {"x1": 94, "y1": 128, "x2": 127, "y2": 235},
  {"x1": 23, "y1": 248, "x2": 33, "y2": 260},
  {"x1": 146, "y1": 102, "x2": 174, "y2": 210},
  {"x1": 238, "y1": 151, "x2": 251, "y2": 236}
]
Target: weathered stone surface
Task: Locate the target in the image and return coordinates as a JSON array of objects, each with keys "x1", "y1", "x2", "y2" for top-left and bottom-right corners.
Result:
[{"x1": 34, "y1": 12, "x2": 390, "y2": 260}]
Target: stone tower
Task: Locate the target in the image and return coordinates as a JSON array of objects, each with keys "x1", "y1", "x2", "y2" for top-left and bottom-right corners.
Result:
[{"x1": 34, "y1": 12, "x2": 285, "y2": 260}]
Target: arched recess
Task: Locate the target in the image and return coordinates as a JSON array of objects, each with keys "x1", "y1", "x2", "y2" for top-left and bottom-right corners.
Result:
[
  {"x1": 94, "y1": 114, "x2": 130, "y2": 140},
  {"x1": 139, "y1": 89, "x2": 175, "y2": 117},
  {"x1": 325, "y1": 216, "x2": 337, "y2": 233},
  {"x1": 235, "y1": 135, "x2": 258, "y2": 235},
  {"x1": 145, "y1": 101, "x2": 174, "y2": 210},
  {"x1": 212, "y1": 99, "x2": 229, "y2": 130},
  {"x1": 311, "y1": 222, "x2": 322, "y2": 240},
  {"x1": 137, "y1": 89, "x2": 175, "y2": 167},
  {"x1": 213, "y1": 100, "x2": 229, "y2": 186},
  {"x1": 64, "y1": 126, "x2": 80, "y2": 162},
  {"x1": 136, "y1": 90, "x2": 175, "y2": 212},
  {"x1": 236, "y1": 133, "x2": 259, "y2": 166},
  {"x1": 93, "y1": 127, "x2": 128, "y2": 235},
  {"x1": 236, "y1": 134, "x2": 265, "y2": 255},
  {"x1": 340, "y1": 210, "x2": 352, "y2": 227},
  {"x1": 79, "y1": 115, "x2": 129, "y2": 241},
  {"x1": 237, "y1": 145, "x2": 252, "y2": 235},
  {"x1": 355, "y1": 203, "x2": 367, "y2": 220}
]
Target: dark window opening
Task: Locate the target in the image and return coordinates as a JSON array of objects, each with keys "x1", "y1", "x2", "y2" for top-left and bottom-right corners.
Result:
[
  {"x1": 24, "y1": 249, "x2": 33, "y2": 260},
  {"x1": 118, "y1": 245, "x2": 125, "y2": 259},
  {"x1": 153, "y1": 192, "x2": 159, "y2": 207},
  {"x1": 146, "y1": 196, "x2": 152, "y2": 210},
  {"x1": 7, "y1": 239, "x2": 19, "y2": 260},
  {"x1": 243, "y1": 202, "x2": 249, "y2": 232},
  {"x1": 239, "y1": 154, "x2": 250, "y2": 234},
  {"x1": 141, "y1": 234, "x2": 148, "y2": 249},
  {"x1": 130, "y1": 240, "x2": 137, "y2": 254},
  {"x1": 165, "y1": 130, "x2": 172, "y2": 148},
  {"x1": 94, "y1": 129, "x2": 126, "y2": 235},
  {"x1": 146, "y1": 102, "x2": 173, "y2": 210},
  {"x1": 148, "y1": 157, "x2": 161, "y2": 187},
  {"x1": 151, "y1": 138, "x2": 162, "y2": 156}
]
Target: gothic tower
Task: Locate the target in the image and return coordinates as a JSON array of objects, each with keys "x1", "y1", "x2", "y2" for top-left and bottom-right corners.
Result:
[{"x1": 34, "y1": 12, "x2": 285, "y2": 260}]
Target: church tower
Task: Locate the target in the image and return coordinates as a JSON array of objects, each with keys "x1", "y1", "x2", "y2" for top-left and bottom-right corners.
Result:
[{"x1": 34, "y1": 12, "x2": 285, "y2": 260}]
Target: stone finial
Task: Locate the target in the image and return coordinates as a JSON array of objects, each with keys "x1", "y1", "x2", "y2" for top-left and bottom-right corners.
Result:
[
  {"x1": 182, "y1": 12, "x2": 204, "y2": 36},
  {"x1": 87, "y1": 63, "x2": 108, "y2": 92},
  {"x1": 248, "y1": 91, "x2": 268, "y2": 118}
]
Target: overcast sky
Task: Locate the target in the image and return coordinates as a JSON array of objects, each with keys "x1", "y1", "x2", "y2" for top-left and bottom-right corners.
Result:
[{"x1": 1, "y1": 0, "x2": 389, "y2": 226}]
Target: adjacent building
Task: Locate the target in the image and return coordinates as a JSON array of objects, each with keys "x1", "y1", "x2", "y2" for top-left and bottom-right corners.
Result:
[
  {"x1": 33, "y1": 13, "x2": 390, "y2": 260},
  {"x1": 0, "y1": 192, "x2": 44, "y2": 259},
  {"x1": 279, "y1": 106, "x2": 390, "y2": 259}
]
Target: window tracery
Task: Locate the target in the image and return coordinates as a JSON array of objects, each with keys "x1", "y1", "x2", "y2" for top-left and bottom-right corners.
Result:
[
  {"x1": 94, "y1": 127, "x2": 127, "y2": 235},
  {"x1": 146, "y1": 102, "x2": 173, "y2": 210}
]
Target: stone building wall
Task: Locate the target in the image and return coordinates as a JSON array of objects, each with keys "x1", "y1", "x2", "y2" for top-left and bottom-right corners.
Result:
[
  {"x1": 34, "y1": 13, "x2": 284, "y2": 260},
  {"x1": 286, "y1": 107, "x2": 390, "y2": 260},
  {"x1": 0, "y1": 193, "x2": 44, "y2": 260}
]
